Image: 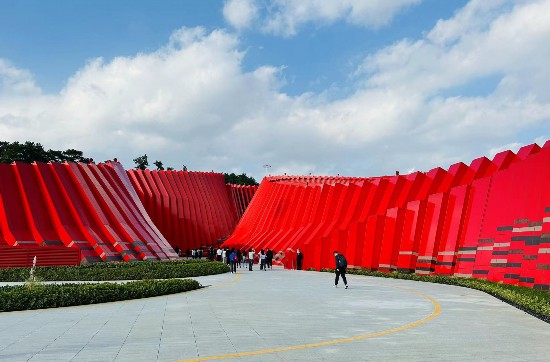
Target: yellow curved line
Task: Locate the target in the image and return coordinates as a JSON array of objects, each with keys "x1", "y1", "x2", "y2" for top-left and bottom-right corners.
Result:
[{"x1": 180, "y1": 283, "x2": 441, "y2": 361}]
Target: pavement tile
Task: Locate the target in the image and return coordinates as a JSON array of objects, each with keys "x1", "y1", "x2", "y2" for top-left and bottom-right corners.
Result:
[{"x1": 0, "y1": 270, "x2": 549, "y2": 362}]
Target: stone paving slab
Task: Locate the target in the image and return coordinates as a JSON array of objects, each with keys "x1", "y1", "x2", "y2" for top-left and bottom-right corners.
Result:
[{"x1": 1, "y1": 266, "x2": 549, "y2": 361}]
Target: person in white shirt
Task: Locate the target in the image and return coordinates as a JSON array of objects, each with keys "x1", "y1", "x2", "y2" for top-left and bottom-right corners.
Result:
[
  {"x1": 248, "y1": 248, "x2": 255, "y2": 271},
  {"x1": 216, "y1": 248, "x2": 222, "y2": 262}
]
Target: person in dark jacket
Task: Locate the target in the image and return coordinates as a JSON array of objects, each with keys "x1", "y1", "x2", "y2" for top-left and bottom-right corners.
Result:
[
  {"x1": 266, "y1": 248, "x2": 273, "y2": 269},
  {"x1": 259, "y1": 249, "x2": 266, "y2": 270},
  {"x1": 229, "y1": 249, "x2": 237, "y2": 274},
  {"x1": 333, "y1": 251, "x2": 348, "y2": 289},
  {"x1": 296, "y1": 248, "x2": 303, "y2": 270},
  {"x1": 236, "y1": 249, "x2": 242, "y2": 268}
]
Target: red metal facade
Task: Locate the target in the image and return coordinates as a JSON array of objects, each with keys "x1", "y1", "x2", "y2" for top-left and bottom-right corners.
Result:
[
  {"x1": 1, "y1": 142, "x2": 546, "y2": 290},
  {"x1": 127, "y1": 170, "x2": 245, "y2": 250},
  {"x1": 223, "y1": 142, "x2": 550, "y2": 290},
  {"x1": 0, "y1": 245, "x2": 81, "y2": 268},
  {"x1": 227, "y1": 184, "x2": 258, "y2": 219},
  {"x1": 0, "y1": 162, "x2": 177, "y2": 265}
]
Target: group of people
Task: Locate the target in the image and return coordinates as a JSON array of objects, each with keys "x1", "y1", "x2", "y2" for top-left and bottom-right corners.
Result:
[
  {"x1": 221, "y1": 247, "x2": 348, "y2": 289},
  {"x1": 189, "y1": 248, "x2": 203, "y2": 259},
  {"x1": 213, "y1": 247, "x2": 276, "y2": 273},
  {"x1": 174, "y1": 244, "x2": 348, "y2": 288},
  {"x1": 173, "y1": 246, "x2": 219, "y2": 260}
]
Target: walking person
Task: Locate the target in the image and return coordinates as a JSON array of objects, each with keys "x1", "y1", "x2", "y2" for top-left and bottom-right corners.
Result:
[
  {"x1": 248, "y1": 248, "x2": 255, "y2": 271},
  {"x1": 229, "y1": 248, "x2": 237, "y2": 274},
  {"x1": 216, "y1": 247, "x2": 222, "y2": 262},
  {"x1": 296, "y1": 248, "x2": 303, "y2": 270},
  {"x1": 191, "y1": 249, "x2": 196, "y2": 259},
  {"x1": 266, "y1": 248, "x2": 273, "y2": 269},
  {"x1": 259, "y1": 249, "x2": 267, "y2": 271},
  {"x1": 222, "y1": 248, "x2": 227, "y2": 264},
  {"x1": 333, "y1": 251, "x2": 348, "y2": 289},
  {"x1": 237, "y1": 249, "x2": 242, "y2": 268}
]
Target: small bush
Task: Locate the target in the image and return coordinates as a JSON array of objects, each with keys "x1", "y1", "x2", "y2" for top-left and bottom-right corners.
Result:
[
  {"x1": 0, "y1": 259, "x2": 229, "y2": 282},
  {"x1": 318, "y1": 268, "x2": 550, "y2": 323},
  {"x1": 0, "y1": 279, "x2": 201, "y2": 312}
]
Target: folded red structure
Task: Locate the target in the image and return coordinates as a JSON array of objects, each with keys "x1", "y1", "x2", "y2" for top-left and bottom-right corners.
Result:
[
  {"x1": 127, "y1": 170, "x2": 244, "y2": 251},
  {"x1": 227, "y1": 184, "x2": 258, "y2": 219},
  {"x1": 223, "y1": 141, "x2": 550, "y2": 290},
  {"x1": 0, "y1": 161, "x2": 177, "y2": 266}
]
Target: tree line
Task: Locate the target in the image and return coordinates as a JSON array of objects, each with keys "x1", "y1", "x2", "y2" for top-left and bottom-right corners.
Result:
[
  {"x1": 224, "y1": 172, "x2": 258, "y2": 186},
  {"x1": 1, "y1": 142, "x2": 259, "y2": 186},
  {"x1": 133, "y1": 153, "x2": 258, "y2": 186},
  {"x1": 0, "y1": 141, "x2": 92, "y2": 164}
]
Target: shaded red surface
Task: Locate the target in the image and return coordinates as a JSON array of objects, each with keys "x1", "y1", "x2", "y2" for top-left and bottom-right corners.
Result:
[{"x1": 126, "y1": 170, "x2": 255, "y2": 251}]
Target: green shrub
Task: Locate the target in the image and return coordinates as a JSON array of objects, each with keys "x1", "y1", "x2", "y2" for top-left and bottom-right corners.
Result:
[
  {"x1": 0, "y1": 279, "x2": 201, "y2": 312},
  {"x1": 0, "y1": 259, "x2": 229, "y2": 282},
  {"x1": 318, "y1": 268, "x2": 550, "y2": 323}
]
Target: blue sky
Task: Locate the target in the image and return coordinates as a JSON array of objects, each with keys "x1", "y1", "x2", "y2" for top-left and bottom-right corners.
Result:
[
  {"x1": 1, "y1": 0, "x2": 466, "y2": 96},
  {"x1": 0, "y1": 0, "x2": 549, "y2": 178}
]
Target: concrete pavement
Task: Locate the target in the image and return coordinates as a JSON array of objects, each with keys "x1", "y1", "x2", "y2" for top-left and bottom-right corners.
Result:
[{"x1": 0, "y1": 266, "x2": 549, "y2": 361}]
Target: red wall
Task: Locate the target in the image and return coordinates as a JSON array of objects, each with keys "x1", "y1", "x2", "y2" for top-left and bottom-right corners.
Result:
[
  {"x1": 127, "y1": 170, "x2": 245, "y2": 250},
  {"x1": 0, "y1": 162, "x2": 177, "y2": 266},
  {"x1": 0, "y1": 245, "x2": 81, "y2": 267},
  {"x1": 223, "y1": 141, "x2": 550, "y2": 291},
  {"x1": 227, "y1": 184, "x2": 258, "y2": 219}
]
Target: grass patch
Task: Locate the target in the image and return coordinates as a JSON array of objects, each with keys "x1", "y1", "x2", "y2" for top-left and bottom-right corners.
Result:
[
  {"x1": 0, "y1": 278, "x2": 200, "y2": 312},
  {"x1": 318, "y1": 268, "x2": 550, "y2": 323},
  {"x1": 0, "y1": 259, "x2": 229, "y2": 282}
]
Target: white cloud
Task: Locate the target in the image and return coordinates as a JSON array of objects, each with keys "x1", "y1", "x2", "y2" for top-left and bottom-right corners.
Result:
[
  {"x1": 1, "y1": 1, "x2": 549, "y2": 179},
  {"x1": 223, "y1": 0, "x2": 422, "y2": 36},
  {"x1": 488, "y1": 142, "x2": 523, "y2": 158},
  {"x1": 223, "y1": 0, "x2": 258, "y2": 30},
  {"x1": 0, "y1": 59, "x2": 41, "y2": 96}
]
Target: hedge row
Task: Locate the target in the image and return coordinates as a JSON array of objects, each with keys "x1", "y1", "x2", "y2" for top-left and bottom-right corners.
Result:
[
  {"x1": 0, "y1": 259, "x2": 229, "y2": 282},
  {"x1": 319, "y1": 268, "x2": 550, "y2": 323},
  {"x1": 0, "y1": 279, "x2": 201, "y2": 312}
]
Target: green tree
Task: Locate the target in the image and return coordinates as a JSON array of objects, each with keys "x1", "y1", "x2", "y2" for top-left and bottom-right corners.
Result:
[
  {"x1": 133, "y1": 154, "x2": 149, "y2": 170},
  {"x1": 0, "y1": 141, "x2": 92, "y2": 164},
  {"x1": 224, "y1": 172, "x2": 258, "y2": 186},
  {"x1": 60, "y1": 149, "x2": 91, "y2": 163},
  {"x1": 153, "y1": 160, "x2": 164, "y2": 171},
  {"x1": 1, "y1": 141, "x2": 48, "y2": 163}
]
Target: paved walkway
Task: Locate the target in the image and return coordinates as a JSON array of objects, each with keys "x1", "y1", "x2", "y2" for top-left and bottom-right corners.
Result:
[{"x1": 0, "y1": 267, "x2": 549, "y2": 361}]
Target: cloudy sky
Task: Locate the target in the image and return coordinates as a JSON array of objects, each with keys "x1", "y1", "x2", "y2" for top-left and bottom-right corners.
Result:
[{"x1": 1, "y1": 0, "x2": 549, "y2": 179}]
